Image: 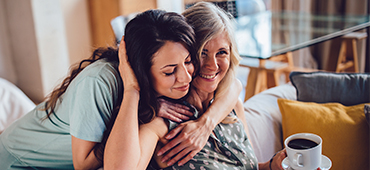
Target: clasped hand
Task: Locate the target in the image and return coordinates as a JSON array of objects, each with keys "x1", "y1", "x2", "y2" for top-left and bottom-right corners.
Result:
[{"x1": 156, "y1": 99, "x2": 213, "y2": 166}]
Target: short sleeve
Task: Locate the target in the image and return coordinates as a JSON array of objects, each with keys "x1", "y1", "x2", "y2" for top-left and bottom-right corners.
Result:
[{"x1": 69, "y1": 76, "x2": 114, "y2": 142}]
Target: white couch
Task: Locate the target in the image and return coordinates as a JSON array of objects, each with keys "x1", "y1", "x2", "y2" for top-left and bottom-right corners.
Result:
[
  {"x1": 243, "y1": 82, "x2": 296, "y2": 162},
  {"x1": 0, "y1": 78, "x2": 35, "y2": 134}
]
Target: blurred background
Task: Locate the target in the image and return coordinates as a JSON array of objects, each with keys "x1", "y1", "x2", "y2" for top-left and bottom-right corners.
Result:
[{"x1": 0, "y1": 0, "x2": 368, "y2": 103}]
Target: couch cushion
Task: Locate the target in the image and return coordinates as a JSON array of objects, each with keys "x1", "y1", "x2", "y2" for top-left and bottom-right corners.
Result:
[
  {"x1": 243, "y1": 83, "x2": 296, "y2": 162},
  {"x1": 0, "y1": 78, "x2": 35, "y2": 133},
  {"x1": 289, "y1": 71, "x2": 370, "y2": 106},
  {"x1": 278, "y1": 98, "x2": 369, "y2": 170}
]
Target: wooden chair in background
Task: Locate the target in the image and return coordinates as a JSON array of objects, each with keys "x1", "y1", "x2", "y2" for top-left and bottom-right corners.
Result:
[
  {"x1": 240, "y1": 52, "x2": 294, "y2": 102},
  {"x1": 240, "y1": 51, "x2": 317, "y2": 102},
  {"x1": 336, "y1": 32, "x2": 367, "y2": 73}
]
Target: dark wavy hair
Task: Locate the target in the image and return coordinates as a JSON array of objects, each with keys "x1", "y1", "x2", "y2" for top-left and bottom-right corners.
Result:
[{"x1": 124, "y1": 9, "x2": 197, "y2": 124}]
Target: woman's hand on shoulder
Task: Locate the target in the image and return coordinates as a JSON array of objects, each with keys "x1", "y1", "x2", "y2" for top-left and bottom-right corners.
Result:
[
  {"x1": 157, "y1": 98, "x2": 194, "y2": 123},
  {"x1": 118, "y1": 36, "x2": 140, "y2": 93}
]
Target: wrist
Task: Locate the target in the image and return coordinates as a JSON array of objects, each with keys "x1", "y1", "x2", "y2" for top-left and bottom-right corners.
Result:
[
  {"x1": 198, "y1": 114, "x2": 217, "y2": 132},
  {"x1": 269, "y1": 152, "x2": 278, "y2": 170},
  {"x1": 123, "y1": 89, "x2": 140, "y2": 99},
  {"x1": 258, "y1": 162, "x2": 270, "y2": 170},
  {"x1": 124, "y1": 88, "x2": 140, "y2": 95}
]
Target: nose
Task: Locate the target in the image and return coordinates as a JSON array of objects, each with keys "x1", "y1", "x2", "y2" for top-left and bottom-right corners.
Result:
[
  {"x1": 176, "y1": 65, "x2": 192, "y2": 84},
  {"x1": 202, "y1": 55, "x2": 218, "y2": 71}
]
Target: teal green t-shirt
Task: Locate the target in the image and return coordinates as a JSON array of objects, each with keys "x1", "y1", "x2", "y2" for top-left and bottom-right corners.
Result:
[{"x1": 0, "y1": 59, "x2": 122, "y2": 169}]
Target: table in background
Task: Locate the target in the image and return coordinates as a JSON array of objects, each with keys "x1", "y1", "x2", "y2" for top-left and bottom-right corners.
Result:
[{"x1": 234, "y1": 11, "x2": 370, "y2": 101}]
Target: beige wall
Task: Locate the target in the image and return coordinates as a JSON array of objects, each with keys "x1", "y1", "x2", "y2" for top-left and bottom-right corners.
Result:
[
  {"x1": 0, "y1": 0, "x2": 17, "y2": 84},
  {"x1": 0, "y1": 0, "x2": 92, "y2": 103},
  {"x1": 61, "y1": 0, "x2": 92, "y2": 65},
  {"x1": 2, "y1": 0, "x2": 44, "y2": 103},
  {"x1": 0, "y1": 0, "x2": 173, "y2": 103},
  {"x1": 32, "y1": 0, "x2": 71, "y2": 101}
]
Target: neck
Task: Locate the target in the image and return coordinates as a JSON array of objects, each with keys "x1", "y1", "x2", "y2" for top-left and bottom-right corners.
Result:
[{"x1": 187, "y1": 87, "x2": 214, "y2": 114}]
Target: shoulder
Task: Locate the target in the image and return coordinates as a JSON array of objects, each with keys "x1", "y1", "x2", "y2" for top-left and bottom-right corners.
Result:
[
  {"x1": 71, "y1": 59, "x2": 122, "y2": 90},
  {"x1": 233, "y1": 78, "x2": 242, "y2": 91},
  {"x1": 80, "y1": 59, "x2": 119, "y2": 80},
  {"x1": 61, "y1": 59, "x2": 123, "y2": 107},
  {"x1": 140, "y1": 117, "x2": 168, "y2": 139}
]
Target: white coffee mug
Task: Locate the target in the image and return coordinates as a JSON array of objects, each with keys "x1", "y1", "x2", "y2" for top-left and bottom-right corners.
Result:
[{"x1": 284, "y1": 133, "x2": 322, "y2": 170}]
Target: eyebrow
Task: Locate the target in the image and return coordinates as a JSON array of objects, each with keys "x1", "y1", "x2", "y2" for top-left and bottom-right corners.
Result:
[
  {"x1": 160, "y1": 54, "x2": 191, "y2": 70},
  {"x1": 160, "y1": 64, "x2": 177, "y2": 70},
  {"x1": 219, "y1": 47, "x2": 229, "y2": 51},
  {"x1": 203, "y1": 47, "x2": 229, "y2": 52}
]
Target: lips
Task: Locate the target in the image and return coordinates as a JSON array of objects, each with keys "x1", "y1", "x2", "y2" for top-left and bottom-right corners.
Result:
[
  {"x1": 199, "y1": 73, "x2": 218, "y2": 79},
  {"x1": 174, "y1": 84, "x2": 189, "y2": 91}
]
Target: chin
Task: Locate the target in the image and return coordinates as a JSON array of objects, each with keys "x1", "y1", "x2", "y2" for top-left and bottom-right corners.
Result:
[
  {"x1": 199, "y1": 85, "x2": 217, "y2": 93},
  {"x1": 172, "y1": 91, "x2": 188, "y2": 99}
]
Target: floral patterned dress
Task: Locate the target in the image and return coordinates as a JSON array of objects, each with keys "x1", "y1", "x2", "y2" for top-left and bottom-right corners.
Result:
[{"x1": 162, "y1": 101, "x2": 258, "y2": 170}]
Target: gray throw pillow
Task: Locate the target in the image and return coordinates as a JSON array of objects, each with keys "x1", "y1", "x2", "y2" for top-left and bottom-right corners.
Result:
[{"x1": 289, "y1": 71, "x2": 370, "y2": 106}]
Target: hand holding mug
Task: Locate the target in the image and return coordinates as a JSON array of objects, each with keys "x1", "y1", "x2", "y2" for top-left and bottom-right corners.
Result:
[{"x1": 283, "y1": 133, "x2": 330, "y2": 170}]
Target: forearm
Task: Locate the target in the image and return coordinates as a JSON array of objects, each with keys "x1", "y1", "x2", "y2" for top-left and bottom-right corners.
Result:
[
  {"x1": 258, "y1": 162, "x2": 270, "y2": 170},
  {"x1": 199, "y1": 78, "x2": 242, "y2": 128},
  {"x1": 74, "y1": 150, "x2": 101, "y2": 169},
  {"x1": 104, "y1": 90, "x2": 141, "y2": 169},
  {"x1": 71, "y1": 136, "x2": 102, "y2": 170}
]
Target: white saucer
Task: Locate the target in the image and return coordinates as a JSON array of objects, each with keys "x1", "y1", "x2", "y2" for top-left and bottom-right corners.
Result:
[{"x1": 282, "y1": 155, "x2": 332, "y2": 170}]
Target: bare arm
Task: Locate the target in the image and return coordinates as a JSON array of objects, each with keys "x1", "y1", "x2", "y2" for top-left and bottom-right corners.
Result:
[
  {"x1": 71, "y1": 136, "x2": 101, "y2": 169},
  {"x1": 200, "y1": 78, "x2": 243, "y2": 129},
  {"x1": 104, "y1": 38, "x2": 162, "y2": 169},
  {"x1": 157, "y1": 78, "x2": 242, "y2": 166},
  {"x1": 104, "y1": 89, "x2": 167, "y2": 170}
]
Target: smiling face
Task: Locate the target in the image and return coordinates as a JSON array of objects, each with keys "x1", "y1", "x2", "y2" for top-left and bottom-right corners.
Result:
[
  {"x1": 150, "y1": 41, "x2": 194, "y2": 99},
  {"x1": 192, "y1": 32, "x2": 230, "y2": 94}
]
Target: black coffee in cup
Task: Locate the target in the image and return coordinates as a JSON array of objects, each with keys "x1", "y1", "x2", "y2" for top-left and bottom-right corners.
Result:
[{"x1": 288, "y1": 138, "x2": 318, "y2": 150}]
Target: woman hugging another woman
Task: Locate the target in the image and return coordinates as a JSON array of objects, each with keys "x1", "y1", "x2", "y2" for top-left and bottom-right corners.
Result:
[
  {"x1": 0, "y1": 5, "x2": 240, "y2": 170},
  {"x1": 105, "y1": 2, "x2": 287, "y2": 170}
]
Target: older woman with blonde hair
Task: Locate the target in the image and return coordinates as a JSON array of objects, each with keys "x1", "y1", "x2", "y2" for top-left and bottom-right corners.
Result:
[
  {"x1": 156, "y1": 2, "x2": 289, "y2": 170},
  {"x1": 186, "y1": 1, "x2": 241, "y2": 96}
]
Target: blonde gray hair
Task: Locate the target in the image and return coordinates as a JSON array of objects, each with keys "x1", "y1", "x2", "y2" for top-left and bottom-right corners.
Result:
[{"x1": 182, "y1": 2, "x2": 241, "y2": 96}]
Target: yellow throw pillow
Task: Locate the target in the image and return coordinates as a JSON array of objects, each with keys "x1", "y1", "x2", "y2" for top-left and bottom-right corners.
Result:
[{"x1": 278, "y1": 99, "x2": 369, "y2": 170}]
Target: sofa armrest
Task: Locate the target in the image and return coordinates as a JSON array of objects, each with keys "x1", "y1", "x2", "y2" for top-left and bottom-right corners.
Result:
[
  {"x1": 243, "y1": 83, "x2": 296, "y2": 162},
  {"x1": 0, "y1": 78, "x2": 35, "y2": 133}
]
